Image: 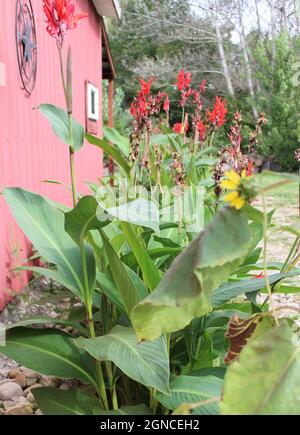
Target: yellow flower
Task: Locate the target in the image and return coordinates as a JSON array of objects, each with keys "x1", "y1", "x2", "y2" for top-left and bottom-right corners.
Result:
[{"x1": 220, "y1": 170, "x2": 250, "y2": 210}]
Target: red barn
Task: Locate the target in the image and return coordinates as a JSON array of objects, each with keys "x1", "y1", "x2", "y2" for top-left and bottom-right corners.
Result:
[{"x1": 0, "y1": 0, "x2": 119, "y2": 310}]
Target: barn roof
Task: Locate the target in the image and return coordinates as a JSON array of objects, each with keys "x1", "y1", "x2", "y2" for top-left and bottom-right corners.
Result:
[{"x1": 92, "y1": 0, "x2": 121, "y2": 19}]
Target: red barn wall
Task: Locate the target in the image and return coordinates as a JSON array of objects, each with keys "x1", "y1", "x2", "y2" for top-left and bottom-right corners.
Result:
[{"x1": 0, "y1": 0, "x2": 104, "y2": 309}]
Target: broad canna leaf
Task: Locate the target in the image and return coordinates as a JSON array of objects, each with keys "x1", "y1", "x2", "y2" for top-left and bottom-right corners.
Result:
[
  {"x1": 120, "y1": 222, "x2": 161, "y2": 292},
  {"x1": 74, "y1": 326, "x2": 170, "y2": 394},
  {"x1": 131, "y1": 207, "x2": 253, "y2": 341},
  {"x1": 1, "y1": 328, "x2": 98, "y2": 389},
  {"x1": 221, "y1": 322, "x2": 300, "y2": 415},
  {"x1": 103, "y1": 127, "x2": 130, "y2": 156},
  {"x1": 86, "y1": 133, "x2": 131, "y2": 177},
  {"x1": 65, "y1": 195, "x2": 108, "y2": 245},
  {"x1": 33, "y1": 388, "x2": 103, "y2": 415},
  {"x1": 39, "y1": 104, "x2": 85, "y2": 152},
  {"x1": 100, "y1": 231, "x2": 141, "y2": 314},
  {"x1": 4, "y1": 188, "x2": 95, "y2": 301},
  {"x1": 156, "y1": 375, "x2": 223, "y2": 415},
  {"x1": 5, "y1": 315, "x2": 88, "y2": 336},
  {"x1": 211, "y1": 271, "x2": 300, "y2": 306}
]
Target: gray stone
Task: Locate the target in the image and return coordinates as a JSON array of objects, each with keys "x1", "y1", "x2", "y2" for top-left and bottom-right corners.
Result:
[
  {"x1": 21, "y1": 367, "x2": 40, "y2": 379},
  {"x1": 5, "y1": 402, "x2": 33, "y2": 416},
  {"x1": 0, "y1": 382, "x2": 23, "y2": 400},
  {"x1": 40, "y1": 375, "x2": 58, "y2": 388}
]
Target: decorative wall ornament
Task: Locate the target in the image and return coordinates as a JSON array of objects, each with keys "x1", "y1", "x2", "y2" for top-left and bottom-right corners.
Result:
[{"x1": 15, "y1": 0, "x2": 37, "y2": 95}]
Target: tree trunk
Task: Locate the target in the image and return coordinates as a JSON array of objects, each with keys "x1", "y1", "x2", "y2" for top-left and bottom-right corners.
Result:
[
  {"x1": 214, "y1": 1, "x2": 235, "y2": 97},
  {"x1": 237, "y1": 0, "x2": 258, "y2": 119}
]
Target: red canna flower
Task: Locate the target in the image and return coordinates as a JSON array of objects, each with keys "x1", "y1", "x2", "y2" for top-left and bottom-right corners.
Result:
[
  {"x1": 197, "y1": 120, "x2": 207, "y2": 142},
  {"x1": 43, "y1": 0, "x2": 88, "y2": 48},
  {"x1": 173, "y1": 120, "x2": 189, "y2": 135},
  {"x1": 199, "y1": 80, "x2": 207, "y2": 92},
  {"x1": 176, "y1": 69, "x2": 192, "y2": 92},
  {"x1": 163, "y1": 94, "x2": 170, "y2": 112},
  {"x1": 139, "y1": 78, "x2": 155, "y2": 97},
  {"x1": 208, "y1": 96, "x2": 228, "y2": 128},
  {"x1": 254, "y1": 273, "x2": 264, "y2": 279}
]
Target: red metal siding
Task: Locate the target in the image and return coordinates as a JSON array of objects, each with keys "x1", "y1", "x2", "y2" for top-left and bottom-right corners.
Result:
[{"x1": 0, "y1": 0, "x2": 103, "y2": 309}]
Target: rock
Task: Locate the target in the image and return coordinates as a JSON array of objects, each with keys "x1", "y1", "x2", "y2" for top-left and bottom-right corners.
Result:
[
  {"x1": 40, "y1": 375, "x2": 58, "y2": 388},
  {"x1": 35, "y1": 409, "x2": 43, "y2": 415},
  {"x1": 8, "y1": 368, "x2": 22, "y2": 378},
  {"x1": 0, "y1": 382, "x2": 23, "y2": 401},
  {"x1": 24, "y1": 383, "x2": 43, "y2": 395},
  {"x1": 5, "y1": 402, "x2": 33, "y2": 416},
  {"x1": 0, "y1": 368, "x2": 9, "y2": 378},
  {"x1": 27, "y1": 378, "x2": 38, "y2": 386},
  {"x1": 21, "y1": 367, "x2": 40, "y2": 380},
  {"x1": 13, "y1": 374, "x2": 27, "y2": 388},
  {"x1": 0, "y1": 408, "x2": 5, "y2": 415},
  {"x1": 26, "y1": 392, "x2": 36, "y2": 404}
]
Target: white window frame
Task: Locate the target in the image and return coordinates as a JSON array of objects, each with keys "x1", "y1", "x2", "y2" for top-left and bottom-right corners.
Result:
[{"x1": 87, "y1": 83, "x2": 99, "y2": 121}]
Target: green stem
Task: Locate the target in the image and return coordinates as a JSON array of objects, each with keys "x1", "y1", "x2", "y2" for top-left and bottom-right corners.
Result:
[
  {"x1": 58, "y1": 47, "x2": 67, "y2": 102},
  {"x1": 262, "y1": 191, "x2": 279, "y2": 325},
  {"x1": 69, "y1": 144, "x2": 77, "y2": 208},
  {"x1": 80, "y1": 241, "x2": 109, "y2": 410}
]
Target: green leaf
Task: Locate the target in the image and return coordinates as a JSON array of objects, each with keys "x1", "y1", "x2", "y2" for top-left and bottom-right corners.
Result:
[
  {"x1": 211, "y1": 271, "x2": 300, "y2": 306},
  {"x1": 4, "y1": 188, "x2": 95, "y2": 301},
  {"x1": 1, "y1": 328, "x2": 98, "y2": 388},
  {"x1": 33, "y1": 388, "x2": 102, "y2": 415},
  {"x1": 156, "y1": 375, "x2": 223, "y2": 415},
  {"x1": 102, "y1": 198, "x2": 160, "y2": 233},
  {"x1": 103, "y1": 127, "x2": 130, "y2": 155},
  {"x1": 5, "y1": 316, "x2": 88, "y2": 336},
  {"x1": 131, "y1": 207, "x2": 252, "y2": 341},
  {"x1": 39, "y1": 104, "x2": 84, "y2": 152},
  {"x1": 100, "y1": 231, "x2": 140, "y2": 314},
  {"x1": 65, "y1": 196, "x2": 108, "y2": 245},
  {"x1": 120, "y1": 222, "x2": 161, "y2": 291},
  {"x1": 86, "y1": 133, "x2": 131, "y2": 177},
  {"x1": 74, "y1": 326, "x2": 170, "y2": 394},
  {"x1": 221, "y1": 322, "x2": 300, "y2": 415}
]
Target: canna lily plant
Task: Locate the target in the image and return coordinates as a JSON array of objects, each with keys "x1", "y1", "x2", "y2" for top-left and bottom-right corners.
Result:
[{"x1": 2, "y1": 1, "x2": 300, "y2": 416}]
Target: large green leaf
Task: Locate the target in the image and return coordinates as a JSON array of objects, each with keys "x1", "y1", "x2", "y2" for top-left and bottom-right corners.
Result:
[
  {"x1": 100, "y1": 231, "x2": 140, "y2": 314},
  {"x1": 120, "y1": 222, "x2": 161, "y2": 291},
  {"x1": 74, "y1": 326, "x2": 169, "y2": 394},
  {"x1": 131, "y1": 207, "x2": 252, "y2": 341},
  {"x1": 211, "y1": 271, "x2": 300, "y2": 306},
  {"x1": 103, "y1": 127, "x2": 130, "y2": 155},
  {"x1": 33, "y1": 388, "x2": 102, "y2": 415},
  {"x1": 65, "y1": 196, "x2": 108, "y2": 245},
  {"x1": 5, "y1": 316, "x2": 88, "y2": 336},
  {"x1": 156, "y1": 375, "x2": 223, "y2": 415},
  {"x1": 4, "y1": 188, "x2": 95, "y2": 301},
  {"x1": 39, "y1": 104, "x2": 84, "y2": 152},
  {"x1": 221, "y1": 322, "x2": 300, "y2": 415},
  {"x1": 0, "y1": 328, "x2": 98, "y2": 388},
  {"x1": 102, "y1": 198, "x2": 160, "y2": 233},
  {"x1": 86, "y1": 133, "x2": 131, "y2": 177}
]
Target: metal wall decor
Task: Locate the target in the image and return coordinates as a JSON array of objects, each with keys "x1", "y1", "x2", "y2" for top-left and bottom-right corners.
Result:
[{"x1": 15, "y1": 0, "x2": 37, "y2": 95}]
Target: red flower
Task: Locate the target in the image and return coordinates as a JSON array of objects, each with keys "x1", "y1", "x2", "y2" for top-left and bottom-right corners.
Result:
[
  {"x1": 43, "y1": 0, "x2": 88, "y2": 47},
  {"x1": 199, "y1": 80, "x2": 207, "y2": 92},
  {"x1": 208, "y1": 97, "x2": 228, "y2": 128},
  {"x1": 163, "y1": 94, "x2": 170, "y2": 112},
  {"x1": 173, "y1": 120, "x2": 189, "y2": 134},
  {"x1": 197, "y1": 120, "x2": 207, "y2": 142},
  {"x1": 139, "y1": 78, "x2": 154, "y2": 97},
  {"x1": 176, "y1": 69, "x2": 192, "y2": 92}
]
